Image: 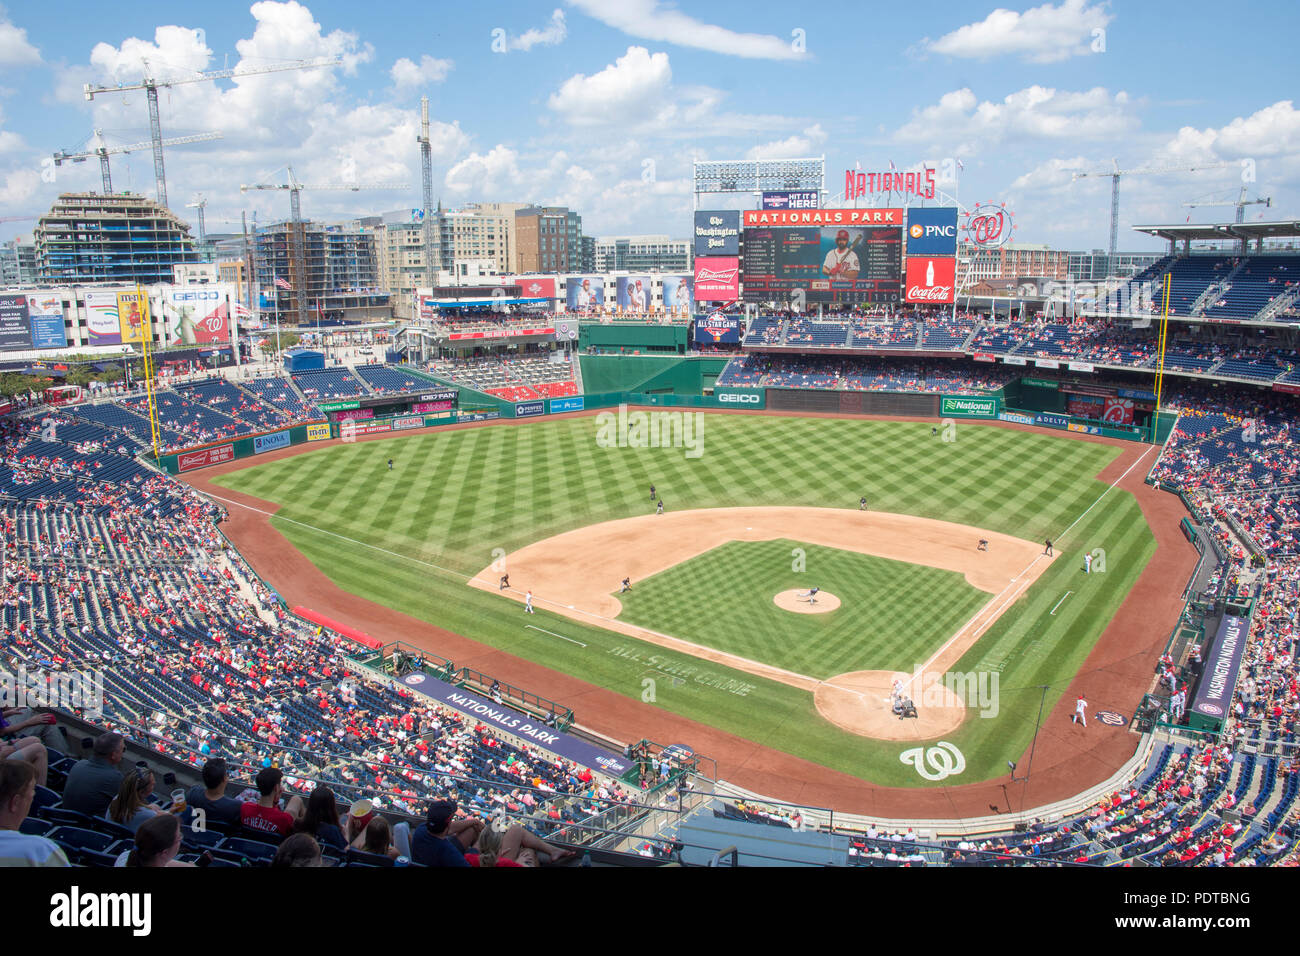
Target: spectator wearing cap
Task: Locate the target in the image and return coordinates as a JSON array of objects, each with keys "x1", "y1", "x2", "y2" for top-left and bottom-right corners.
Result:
[
  {"x1": 183, "y1": 758, "x2": 243, "y2": 829},
  {"x1": 0, "y1": 761, "x2": 69, "y2": 867},
  {"x1": 61, "y1": 732, "x2": 125, "y2": 818},
  {"x1": 239, "y1": 766, "x2": 304, "y2": 838},
  {"x1": 410, "y1": 799, "x2": 483, "y2": 867}
]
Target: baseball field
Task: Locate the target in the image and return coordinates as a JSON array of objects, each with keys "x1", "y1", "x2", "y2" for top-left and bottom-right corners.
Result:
[{"x1": 205, "y1": 412, "x2": 1157, "y2": 790}]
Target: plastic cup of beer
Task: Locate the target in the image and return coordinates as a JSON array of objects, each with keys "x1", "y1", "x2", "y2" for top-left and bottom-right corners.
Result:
[{"x1": 171, "y1": 788, "x2": 187, "y2": 813}]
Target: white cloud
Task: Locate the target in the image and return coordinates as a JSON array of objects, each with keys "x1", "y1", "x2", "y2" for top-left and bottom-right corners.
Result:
[
  {"x1": 444, "y1": 146, "x2": 522, "y2": 195},
  {"x1": 510, "y1": 9, "x2": 568, "y2": 51},
  {"x1": 390, "y1": 54, "x2": 453, "y2": 89},
  {"x1": 548, "y1": 46, "x2": 671, "y2": 123},
  {"x1": 894, "y1": 85, "x2": 1136, "y2": 153},
  {"x1": 1162, "y1": 100, "x2": 1300, "y2": 163},
  {"x1": 924, "y1": 0, "x2": 1112, "y2": 64},
  {"x1": 746, "y1": 124, "x2": 826, "y2": 160},
  {"x1": 0, "y1": 16, "x2": 40, "y2": 67},
  {"x1": 568, "y1": 0, "x2": 804, "y2": 60},
  {"x1": 0, "y1": 167, "x2": 38, "y2": 205}
]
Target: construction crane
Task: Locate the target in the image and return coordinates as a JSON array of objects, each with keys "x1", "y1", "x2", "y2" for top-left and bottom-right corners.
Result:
[
  {"x1": 240, "y1": 167, "x2": 409, "y2": 325},
  {"x1": 1183, "y1": 185, "x2": 1271, "y2": 224},
  {"x1": 417, "y1": 96, "x2": 435, "y2": 291},
  {"x1": 1072, "y1": 159, "x2": 1236, "y2": 278},
  {"x1": 82, "y1": 55, "x2": 341, "y2": 208},
  {"x1": 53, "y1": 129, "x2": 223, "y2": 196},
  {"x1": 185, "y1": 194, "x2": 208, "y2": 243}
]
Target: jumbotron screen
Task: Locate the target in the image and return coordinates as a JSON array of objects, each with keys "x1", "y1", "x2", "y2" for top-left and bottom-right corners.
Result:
[{"x1": 741, "y1": 208, "x2": 903, "y2": 305}]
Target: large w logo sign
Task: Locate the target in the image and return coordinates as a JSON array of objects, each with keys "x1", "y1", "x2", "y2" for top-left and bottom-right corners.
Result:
[{"x1": 899, "y1": 741, "x2": 966, "y2": 781}]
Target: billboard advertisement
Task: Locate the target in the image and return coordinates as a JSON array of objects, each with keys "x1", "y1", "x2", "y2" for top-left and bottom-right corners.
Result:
[
  {"x1": 761, "y1": 190, "x2": 820, "y2": 210},
  {"x1": 565, "y1": 276, "x2": 604, "y2": 310},
  {"x1": 694, "y1": 210, "x2": 740, "y2": 256},
  {"x1": 306, "y1": 423, "x2": 331, "y2": 442},
  {"x1": 904, "y1": 257, "x2": 956, "y2": 304},
  {"x1": 515, "y1": 400, "x2": 545, "y2": 418},
  {"x1": 253, "y1": 430, "x2": 292, "y2": 454},
  {"x1": 515, "y1": 276, "x2": 556, "y2": 300},
  {"x1": 27, "y1": 293, "x2": 67, "y2": 349},
  {"x1": 941, "y1": 396, "x2": 998, "y2": 418},
  {"x1": 661, "y1": 275, "x2": 693, "y2": 316},
  {"x1": 0, "y1": 294, "x2": 30, "y2": 350},
  {"x1": 906, "y1": 207, "x2": 959, "y2": 256},
  {"x1": 116, "y1": 290, "x2": 149, "y2": 344},
  {"x1": 85, "y1": 291, "x2": 122, "y2": 346},
  {"x1": 177, "y1": 444, "x2": 235, "y2": 472},
  {"x1": 1103, "y1": 398, "x2": 1135, "y2": 425},
  {"x1": 549, "y1": 396, "x2": 585, "y2": 414},
  {"x1": 615, "y1": 276, "x2": 652, "y2": 313},
  {"x1": 159, "y1": 287, "x2": 231, "y2": 346},
  {"x1": 694, "y1": 256, "x2": 740, "y2": 301},
  {"x1": 741, "y1": 216, "x2": 902, "y2": 305},
  {"x1": 692, "y1": 314, "x2": 743, "y2": 344}
]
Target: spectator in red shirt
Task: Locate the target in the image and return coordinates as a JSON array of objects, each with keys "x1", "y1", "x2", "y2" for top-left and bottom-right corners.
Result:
[{"x1": 239, "y1": 767, "x2": 304, "y2": 839}]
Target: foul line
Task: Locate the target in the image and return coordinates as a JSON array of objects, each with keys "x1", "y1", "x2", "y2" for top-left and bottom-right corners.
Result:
[
  {"x1": 1050, "y1": 591, "x2": 1074, "y2": 616},
  {"x1": 524, "y1": 625, "x2": 587, "y2": 647}
]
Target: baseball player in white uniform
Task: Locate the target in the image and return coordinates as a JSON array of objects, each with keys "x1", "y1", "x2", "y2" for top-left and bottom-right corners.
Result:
[
  {"x1": 576, "y1": 280, "x2": 594, "y2": 309},
  {"x1": 628, "y1": 280, "x2": 646, "y2": 312},
  {"x1": 1073, "y1": 694, "x2": 1088, "y2": 727},
  {"x1": 822, "y1": 229, "x2": 860, "y2": 280},
  {"x1": 524, "y1": 590, "x2": 535, "y2": 614},
  {"x1": 673, "y1": 281, "x2": 690, "y2": 314},
  {"x1": 1084, "y1": 552, "x2": 1093, "y2": 574}
]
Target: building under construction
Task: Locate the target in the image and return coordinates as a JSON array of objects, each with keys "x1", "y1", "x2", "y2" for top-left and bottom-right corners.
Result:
[
  {"x1": 35, "y1": 192, "x2": 198, "y2": 285},
  {"x1": 254, "y1": 220, "x2": 390, "y2": 323}
]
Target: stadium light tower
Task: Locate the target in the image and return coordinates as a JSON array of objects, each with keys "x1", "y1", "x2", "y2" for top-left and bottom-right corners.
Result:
[
  {"x1": 1071, "y1": 159, "x2": 1235, "y2": 279},
  {"x1": 692, "y1": 157, "x2": 825, "y2": 209}
]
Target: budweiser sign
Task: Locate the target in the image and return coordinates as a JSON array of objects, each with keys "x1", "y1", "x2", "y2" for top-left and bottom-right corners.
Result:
[
  {"x1": 694, "y1": 255, "x2": 739, "y2": 299},
  {"x1": 904, "y1": 257, "x2": 955, "y2": 304}
]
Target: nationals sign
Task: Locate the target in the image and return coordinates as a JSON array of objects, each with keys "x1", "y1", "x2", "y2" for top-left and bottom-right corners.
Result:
[
  {"x1": 963, "y1": 202, "x2": 1016, "y2": 249},
  {"x1": 904, "y1": 257, "x2": 956, "y2": 303}
]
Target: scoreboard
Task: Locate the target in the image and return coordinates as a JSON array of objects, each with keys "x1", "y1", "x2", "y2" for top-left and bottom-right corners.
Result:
[{"x1": 740, "y1": 208, "x2": 902, "y2": 305}]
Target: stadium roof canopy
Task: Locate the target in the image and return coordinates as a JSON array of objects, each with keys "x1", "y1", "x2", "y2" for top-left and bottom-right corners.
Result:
[{"x1": 1132, "y1": 220, "x2": 1300, "y2": 243}]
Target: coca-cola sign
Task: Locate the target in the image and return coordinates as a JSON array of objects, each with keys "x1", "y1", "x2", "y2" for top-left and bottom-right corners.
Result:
[
  {"x1": 904, "y1": 257, "x2": 955, "y2": 304},
  {"x1": 962, "y1": 202, "x2": 1016, "y2": 249}
]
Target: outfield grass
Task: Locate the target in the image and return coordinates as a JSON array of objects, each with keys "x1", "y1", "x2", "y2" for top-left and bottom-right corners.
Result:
[
  {"x1": 210, "y1": 414, "x2": 1155, "y2": 788},
  {"x1": 617, "y1": 539, "x2": 989, "y2": 679}
]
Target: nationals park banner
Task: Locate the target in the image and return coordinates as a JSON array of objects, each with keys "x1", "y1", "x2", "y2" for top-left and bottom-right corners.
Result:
[{"x1": 396, "y1": 671, "x2": 634, "y2": 777}]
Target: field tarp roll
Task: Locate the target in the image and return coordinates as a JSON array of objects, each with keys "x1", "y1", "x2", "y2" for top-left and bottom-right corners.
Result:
[{"x1": 292, "y1": 606, "x2": 384, "y2": 649}]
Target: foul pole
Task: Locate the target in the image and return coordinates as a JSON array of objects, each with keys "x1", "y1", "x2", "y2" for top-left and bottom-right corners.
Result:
[{"x1": 1151, "y1": 274, "x2": 1172, "y2": 444}]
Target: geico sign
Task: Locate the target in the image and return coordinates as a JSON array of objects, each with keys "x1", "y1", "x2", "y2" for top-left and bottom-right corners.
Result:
[
  {"x1": 172, "y1": 291, "x2": 222, "y2": 301},
  {"x1": 718, "y1": 393, "x2": 760, "y2": 403}
]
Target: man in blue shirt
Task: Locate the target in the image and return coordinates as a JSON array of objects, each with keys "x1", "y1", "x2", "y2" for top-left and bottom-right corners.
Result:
[{"x1": 411, "y1": 800, "x2": 485, "y2": 867}]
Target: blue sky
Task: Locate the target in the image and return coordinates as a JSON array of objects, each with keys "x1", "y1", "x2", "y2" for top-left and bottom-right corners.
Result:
[{"x1": 0, "y1": 1, "x2": 1294, "y2": 252}]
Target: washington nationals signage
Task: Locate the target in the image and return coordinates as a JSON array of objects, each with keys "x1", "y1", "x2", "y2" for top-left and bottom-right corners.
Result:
[
  {"x1": 963, "y1": 202, "x2": 1016, "y2": 249},
  {"x1": 845, "y1": 167, "x2": 937, "y2": 202}
]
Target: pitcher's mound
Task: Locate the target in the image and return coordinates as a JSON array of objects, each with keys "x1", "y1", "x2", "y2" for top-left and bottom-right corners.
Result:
[
  {"x1": 815, "y1": 670, "x2": 967, "y2": 741},
  {"x1": 773, "y1": 589, "x2": 840, "y2": 613}
]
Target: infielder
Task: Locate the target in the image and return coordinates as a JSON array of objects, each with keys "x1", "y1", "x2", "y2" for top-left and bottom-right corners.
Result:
[
  {"x1": 524, "y1": 590, "x2": 535, "y2": 614},
  {"x1": 822, "y1": 229, "x2": 860, "y2": 280},
  {"x1": 1044, "y1": 539, "x2": 1054, "y2": 556},
  {"x1": 657, "y1": 499, "x2": 664, "y2": 515},
  {"x1": 620, "y1": 577, "x2": 632, "y2": 593},
  {"x1": 1072, "y1": 694, "x2": 1088, "y2": 727}
]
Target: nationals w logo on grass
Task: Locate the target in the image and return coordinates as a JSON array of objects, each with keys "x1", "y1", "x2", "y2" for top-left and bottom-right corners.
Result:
[{"x1": 899, "y1": 741, "x2": 965, "y2": 781}]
